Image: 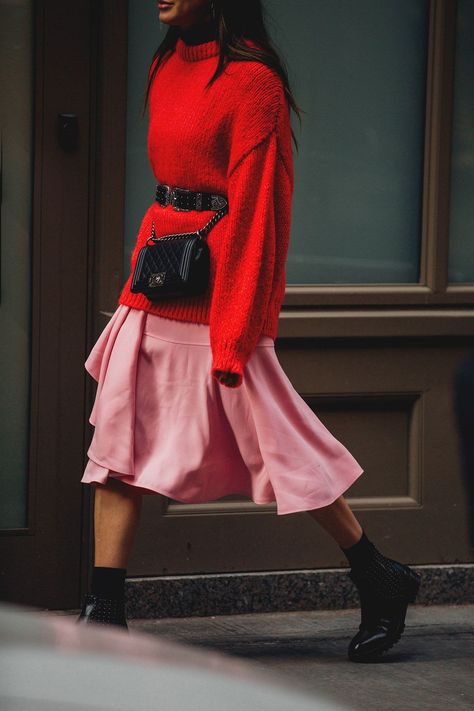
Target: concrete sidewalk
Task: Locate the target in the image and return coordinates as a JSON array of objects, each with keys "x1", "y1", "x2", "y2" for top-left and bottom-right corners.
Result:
[{"x1": 131, "y1": 603, "x2": 474, "y2": 711}]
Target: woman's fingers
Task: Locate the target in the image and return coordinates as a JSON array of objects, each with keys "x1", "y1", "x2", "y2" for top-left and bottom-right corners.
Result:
[{"x1": 215, "y1": 370, "x2": 240, "y2": 387}]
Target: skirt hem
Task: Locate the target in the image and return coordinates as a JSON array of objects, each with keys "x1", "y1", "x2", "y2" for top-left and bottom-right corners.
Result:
[
  {"x1": 81, "y1": 458, "x2": 279, "y2": 507},
  {"x1": 81, "y1": 456, "x2": 365, "y2": 516}
]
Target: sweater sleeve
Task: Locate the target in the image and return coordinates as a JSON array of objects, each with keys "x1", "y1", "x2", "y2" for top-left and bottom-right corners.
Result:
[
  {"x1": 209, "y1": 130, "x2": 279, "y2": 387},
  {"x1": 209, "y1": 66, "x2": 294, "y2": 388}
]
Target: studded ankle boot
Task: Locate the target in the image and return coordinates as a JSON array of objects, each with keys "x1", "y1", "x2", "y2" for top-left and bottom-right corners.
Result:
[
  {"x1": 76, "y1": 593, "x2": 129, "y2": 630},
  {"x1": 341, "y1": 531, "x2": 421, "y2": 662},
  {"x1": 347, "y1": 549, "x2": 421, "y2": 662}
]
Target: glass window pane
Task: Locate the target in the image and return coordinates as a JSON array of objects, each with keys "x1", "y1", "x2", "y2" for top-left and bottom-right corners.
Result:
[
  {"x1": 0, "y1": 0, "x2": 33, "y2": 528},
  {"x1": 124, "y1": 0, "x2": 429, "y2": 285},
  {"x1": 123, "y1": 1, "x2": 159, "y2": 274},
  {"x1": 272, "y1": 0, "x2": 429, "y2": 284},
  {"x1": 448, "y1": 0, "x2": 474, "y2": 283}
]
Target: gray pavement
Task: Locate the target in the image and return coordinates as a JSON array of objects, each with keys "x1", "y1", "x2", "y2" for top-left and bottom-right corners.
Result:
[{"x1": 131, "y1": 604, "x2": 474, "y2": 711}]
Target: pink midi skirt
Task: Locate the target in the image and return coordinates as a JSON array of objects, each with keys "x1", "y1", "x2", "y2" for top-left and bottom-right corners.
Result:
[{"x1": 81, "y1": 305, "x2": 364, "y2": 515}]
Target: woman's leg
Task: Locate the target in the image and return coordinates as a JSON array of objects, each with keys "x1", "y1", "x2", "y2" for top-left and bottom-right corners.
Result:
[
  {"x1": 304, "y1": 493, "x2": 421, "y2": 662},
  {"x1": 93, "y1": 477, "x2": 143, "y2": 568},
  {"x1": 306, "y1": 494, "x2": 362, "y2": 548},
  {"x1": 77, "y1": 477, "x2": 143, "y2": 627}
]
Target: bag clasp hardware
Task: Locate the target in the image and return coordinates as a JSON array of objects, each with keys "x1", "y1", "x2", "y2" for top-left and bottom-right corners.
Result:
[{"x1": 148, "y1": 272, "x2": 166, "y2": 287}]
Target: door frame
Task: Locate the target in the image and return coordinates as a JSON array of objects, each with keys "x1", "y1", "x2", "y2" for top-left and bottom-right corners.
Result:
[{"x1": 93, "y1": 0, "x2": 473, "y2": 581}]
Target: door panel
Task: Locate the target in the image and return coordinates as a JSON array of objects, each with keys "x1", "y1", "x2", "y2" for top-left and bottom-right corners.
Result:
[{"x1": 0, "y1": 0, "x2": 96, "y2": 609}]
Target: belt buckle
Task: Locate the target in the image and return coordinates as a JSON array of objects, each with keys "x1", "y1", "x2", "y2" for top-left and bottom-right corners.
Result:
[{"x1": 171, "y1": 186, "x2": 191, "y2": 211}]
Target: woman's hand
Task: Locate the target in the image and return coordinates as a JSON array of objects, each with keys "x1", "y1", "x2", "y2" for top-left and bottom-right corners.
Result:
[{"x1": 214, "y1": 370, "x2": 241, "y2": 388}]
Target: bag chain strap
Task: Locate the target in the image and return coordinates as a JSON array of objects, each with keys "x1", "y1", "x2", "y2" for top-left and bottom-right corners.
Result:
[{"x1": 147, "y1": 204, "x2": 229, "y2": 244}]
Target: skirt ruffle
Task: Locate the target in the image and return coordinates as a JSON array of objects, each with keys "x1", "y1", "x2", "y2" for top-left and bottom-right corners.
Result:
[{"x1": 81, "y1": 305, "x2": 364, "y2": 515}]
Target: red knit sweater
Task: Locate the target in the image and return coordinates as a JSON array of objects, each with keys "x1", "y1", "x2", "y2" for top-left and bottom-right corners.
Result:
[{"x1": 118, "y1": 36, "x2": 294, "y2": 387}]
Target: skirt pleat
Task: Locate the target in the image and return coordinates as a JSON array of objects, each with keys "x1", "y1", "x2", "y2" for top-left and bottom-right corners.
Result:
[{"x1": 81, "y1": 305, "x2": 364, "y2": 515}]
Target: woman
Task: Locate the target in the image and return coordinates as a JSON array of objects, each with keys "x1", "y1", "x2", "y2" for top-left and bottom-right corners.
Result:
[{"x1": 77, "y1": 0, "x2": 421, "y2": 662}]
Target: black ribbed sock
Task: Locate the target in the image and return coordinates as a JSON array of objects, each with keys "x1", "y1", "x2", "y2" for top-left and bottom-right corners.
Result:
[
  {"x1": 340, "y1": 529, "x2": 377, "y2": 570},
  {"x1": 91, "y1": 566, "x2": 126, "y2": 600}
]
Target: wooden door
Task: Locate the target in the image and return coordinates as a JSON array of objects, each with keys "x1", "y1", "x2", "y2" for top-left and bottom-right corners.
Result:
[{"x1": 0, "y1": 0, "x2": 97, "y2": 609}]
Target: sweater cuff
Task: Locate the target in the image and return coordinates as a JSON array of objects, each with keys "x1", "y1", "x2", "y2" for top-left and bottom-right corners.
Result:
[{"x1": 211, "y1": 343, "x2": 246, "y2": 388}]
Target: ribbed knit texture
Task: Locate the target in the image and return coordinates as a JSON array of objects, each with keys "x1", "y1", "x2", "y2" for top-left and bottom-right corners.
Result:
[
  {"x1": 91, "y1": 566, "x2": 126, "y2": 600},
  {"x1": 118, "y1": 35, "x2": 295, "y2": 387},
  {"x1": 340, "y1": 530, "x2": 376, "y2": 569}
]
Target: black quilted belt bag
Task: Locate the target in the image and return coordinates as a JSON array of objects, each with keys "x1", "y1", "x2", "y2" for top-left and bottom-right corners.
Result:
[{"x1": 130, "y1": 183, "x2": 228, "y2": 301}]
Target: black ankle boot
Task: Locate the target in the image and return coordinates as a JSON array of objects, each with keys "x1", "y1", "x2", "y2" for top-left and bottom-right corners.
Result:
[
  {"x1": 76, "y1": 593, "x2": 129, "y2": 631},
  {"x1": 347, "y1": 556, "x2": 421, "y2": 662}
]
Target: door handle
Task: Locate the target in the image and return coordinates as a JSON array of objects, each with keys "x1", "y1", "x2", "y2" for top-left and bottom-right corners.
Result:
[{"x1": 57, "y1": 113, "x2": 79, "y2": 151}]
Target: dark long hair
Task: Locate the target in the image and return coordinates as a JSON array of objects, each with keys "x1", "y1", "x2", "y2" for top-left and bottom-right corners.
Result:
[{"x1": 141, "y1": 0, "x2": 303, "y2": 151}]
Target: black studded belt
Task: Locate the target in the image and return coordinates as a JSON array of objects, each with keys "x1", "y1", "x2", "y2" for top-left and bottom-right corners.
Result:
[{"x1": 155, "y1": 183, "x2": 228, "y2": 212}]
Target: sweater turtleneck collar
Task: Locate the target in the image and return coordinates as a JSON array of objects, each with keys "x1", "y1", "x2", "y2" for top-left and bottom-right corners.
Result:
[{"x1": 176, "y1": 18, "x2": 219, "y2": 62}]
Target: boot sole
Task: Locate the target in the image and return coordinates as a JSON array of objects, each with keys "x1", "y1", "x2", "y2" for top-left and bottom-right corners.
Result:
[{"x1": 348, "y1": 567, "x2": 421, "y2": 662}]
